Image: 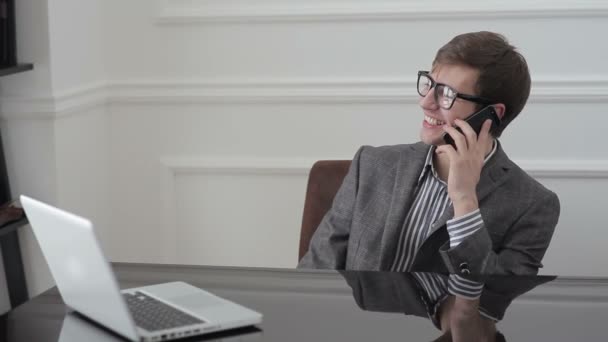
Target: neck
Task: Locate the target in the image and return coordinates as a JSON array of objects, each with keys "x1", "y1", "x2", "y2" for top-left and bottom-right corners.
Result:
[{"x1": 434, "y1": 152, "x2": 451, "y2": 182}]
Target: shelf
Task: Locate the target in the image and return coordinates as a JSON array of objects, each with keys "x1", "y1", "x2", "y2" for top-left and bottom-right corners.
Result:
[
  {"x1": 0, "y1": 64, "x2": 34, "y2": 77},
  {"x1": 0, "y1": 216, "x2": 28, "y2": 238}
]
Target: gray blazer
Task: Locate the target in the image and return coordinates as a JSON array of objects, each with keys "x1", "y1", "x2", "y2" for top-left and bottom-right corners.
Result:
[{"x1": 298, "y1": 142, "x2": 561, "y2": 275}]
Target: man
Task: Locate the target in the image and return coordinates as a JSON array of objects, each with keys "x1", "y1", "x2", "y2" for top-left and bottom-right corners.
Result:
[{"x1": 298, "y1": 31, "x2": 560, "y2": 341}]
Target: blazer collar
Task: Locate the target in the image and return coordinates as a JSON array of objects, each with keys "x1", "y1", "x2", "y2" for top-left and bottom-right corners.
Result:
[{"x1": 477, "y1": 139, "x2": 512, "y2": 202}]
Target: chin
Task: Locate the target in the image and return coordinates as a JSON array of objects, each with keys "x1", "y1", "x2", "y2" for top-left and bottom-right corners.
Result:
[{"x1": 420, "y1": 131, "x2": 442, "y2": 146}]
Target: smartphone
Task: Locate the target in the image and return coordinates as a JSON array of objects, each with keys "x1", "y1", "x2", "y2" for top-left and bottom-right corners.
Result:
[{"x1": 443, "y1": 105, "x2": 501, "y2": 149}]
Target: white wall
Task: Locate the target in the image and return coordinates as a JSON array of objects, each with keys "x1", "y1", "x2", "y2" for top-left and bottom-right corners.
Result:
[
  {"x1": 47, "y1": 0, "x2": 105, "y2": 91},
  {"x1": 102, "y1": 0, "x2": 608, "y2": 276},
  {"x1": 0, "y1": 0, "x2": 108, "y2": 301},
  {"x1": 2, "y1": 0, "x2": 608, "y2": 303}
]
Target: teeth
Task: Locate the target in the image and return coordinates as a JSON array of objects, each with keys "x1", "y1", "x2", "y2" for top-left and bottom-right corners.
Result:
[{"x1": 425, "y1": 115, "x2": 445, "y2": 126}]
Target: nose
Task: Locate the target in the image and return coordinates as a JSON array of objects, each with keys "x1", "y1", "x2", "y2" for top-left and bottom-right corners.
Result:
[{"x1": 419, "y1": 89, "x2": 438, "y2": 110}]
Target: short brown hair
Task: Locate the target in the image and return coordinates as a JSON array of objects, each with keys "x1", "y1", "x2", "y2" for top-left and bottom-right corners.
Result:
[{"x1": 433, "y1": 31, "x2": 531, "y2": 137}]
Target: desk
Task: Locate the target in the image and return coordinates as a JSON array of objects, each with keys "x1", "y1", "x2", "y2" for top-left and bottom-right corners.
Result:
[{"x1": 2, "y1": 263, "x2": 608, "y2": 341}]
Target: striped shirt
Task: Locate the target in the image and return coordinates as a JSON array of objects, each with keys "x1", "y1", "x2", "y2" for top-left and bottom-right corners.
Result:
[{"x1": 390, "y1": 140, "x2": 499, "y2": 322}]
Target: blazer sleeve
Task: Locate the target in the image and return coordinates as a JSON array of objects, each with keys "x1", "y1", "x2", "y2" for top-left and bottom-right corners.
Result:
[
  {"x1": 297, "y1": 146, "x2": 364, "y2": 269},
  {"x1": 439, "y1": 191, "x2": 560, "y2": 275}
]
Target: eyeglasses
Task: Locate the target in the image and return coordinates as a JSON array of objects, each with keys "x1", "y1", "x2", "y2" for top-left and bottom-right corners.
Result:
[{"x1": 417, "y1": 70, "x2": 492, "y2": 110}]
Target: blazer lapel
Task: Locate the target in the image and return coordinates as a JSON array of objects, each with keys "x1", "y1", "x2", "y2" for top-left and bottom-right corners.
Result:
[
  {"x1": 476, "y1": 142, "x2": 512, "y2": 202},
  {"x1": 378, "y1": 142, "x2": 430, "y2": 270}
]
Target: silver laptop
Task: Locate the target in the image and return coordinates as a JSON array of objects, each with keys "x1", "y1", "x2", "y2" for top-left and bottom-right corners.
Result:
[
  {"x1": 21, "y1": 195, "x2": 263, "y2": 342},
  {"x1": 59, "y1": 312, "x2": 263, "y2": 342}
]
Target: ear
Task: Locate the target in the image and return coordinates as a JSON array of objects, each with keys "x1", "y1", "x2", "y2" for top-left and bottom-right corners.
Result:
[{"x1": 492, "y1": 103, "x2": 506, "y2": 120}]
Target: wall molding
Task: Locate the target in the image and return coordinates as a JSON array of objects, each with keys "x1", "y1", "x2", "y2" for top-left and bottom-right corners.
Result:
[
  {"x1": 160, "y1": 156, "x2": 316, "y2": 175},
  {"x1": 156, "y1": 0, "x2": 608, "y2": 24},
  {"x1": 109, "y1": 78, "x2": 608, "y2": 105},
  {"x1": 160, "y1": 156, "x2": 608, "y2": 180},
  {"x1": 0, "y1": 83, "x2": 107, "y2": 120},
  {"x1": 519, "y1": 160, "x2": 608, "y2": 179},
  {"x1": 3, "y1": 77, "x2": 608, "y2": 119}
]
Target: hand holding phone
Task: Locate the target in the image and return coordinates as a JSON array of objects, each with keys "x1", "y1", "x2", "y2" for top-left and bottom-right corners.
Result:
[{"x1": 443, "y1": 105, "x2": 501, "y2": 149}]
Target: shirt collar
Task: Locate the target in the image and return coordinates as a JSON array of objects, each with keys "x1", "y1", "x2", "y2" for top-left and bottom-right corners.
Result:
[{"x1": 418, "y1": 139, "x2": 498, "y2": 184}]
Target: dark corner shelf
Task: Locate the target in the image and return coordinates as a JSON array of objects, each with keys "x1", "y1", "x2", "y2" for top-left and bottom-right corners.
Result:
[
  {"x1": 0, "y1": 63, "x2": 33, "y2": 78},
  {"x1": 0, "y1": 216, "x2": 28, "y2": 238}
]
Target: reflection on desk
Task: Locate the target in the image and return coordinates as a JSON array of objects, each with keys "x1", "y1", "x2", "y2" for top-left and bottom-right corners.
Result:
[
  {"x1": 340, "y1": 271, "x2": 556, "y2": 342},
  {"x1": 3, "y1": 263, "x2": 608, "y2": 342}
]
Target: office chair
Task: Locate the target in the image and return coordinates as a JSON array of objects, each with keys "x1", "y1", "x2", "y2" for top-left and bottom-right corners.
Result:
[{"x1": 298, "y1": 160, "x2": 351, "y2": 261}]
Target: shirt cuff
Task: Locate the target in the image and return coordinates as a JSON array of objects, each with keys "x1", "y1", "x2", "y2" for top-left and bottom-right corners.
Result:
[
  {"x1": 446, "y1": 209, "x2": 484, "y2": 248},
  {"x1": 448, "y1": 274, "x2": 484, "y2": 299}
]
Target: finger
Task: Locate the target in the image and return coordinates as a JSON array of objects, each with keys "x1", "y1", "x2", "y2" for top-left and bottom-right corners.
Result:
[
  {"x1": 436, "y1": 144, "x2": 458, "y2": 161},
  {"x1": 453, "y1": 119, "x2": 478, "y2": 148},
  {"x1": 443, "y1": 125, "x2": 468, "y2": 152}
]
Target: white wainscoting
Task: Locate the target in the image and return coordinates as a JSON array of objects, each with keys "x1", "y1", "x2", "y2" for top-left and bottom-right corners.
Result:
[
  {"x1": 155, "y1": 155, "x2": 608, "y2": 273},
  {"x1": 159, "y1": 157, "x2": 314, "y2": 266},
  {"x1": 104, "y1": 88, "x2": 608, "y2": 275},
  {"x1": 4, "y1": 77, "x2": 608, "y2": 275}
]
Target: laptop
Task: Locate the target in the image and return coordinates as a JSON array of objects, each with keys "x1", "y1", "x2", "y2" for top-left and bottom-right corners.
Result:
[
  {"x1": 21, "y1": 195, "x2": 263, "y2": 342},
  {"x1": 59, "y1": 312, "x2": 263, "y2": 342}
]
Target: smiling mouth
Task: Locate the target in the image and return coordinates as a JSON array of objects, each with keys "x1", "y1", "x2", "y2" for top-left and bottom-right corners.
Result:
[{"x1": 424, "y1": 115, "x2": 446, "y2": 126}]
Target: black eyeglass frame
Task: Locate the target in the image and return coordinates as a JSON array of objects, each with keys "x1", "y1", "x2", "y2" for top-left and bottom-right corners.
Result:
[{"x1": 417, "y1": 70, "x2": 493, "y2": 110}]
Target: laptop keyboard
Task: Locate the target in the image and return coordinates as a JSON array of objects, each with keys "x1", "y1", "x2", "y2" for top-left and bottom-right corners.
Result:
[{"x1": 123, "y1": 291, "x2": 205, "y2": 332}]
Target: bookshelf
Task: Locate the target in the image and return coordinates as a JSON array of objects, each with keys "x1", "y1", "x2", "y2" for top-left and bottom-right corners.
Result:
[{"x1": 0, "y1": 63, "x2": 33, "y2": 77}]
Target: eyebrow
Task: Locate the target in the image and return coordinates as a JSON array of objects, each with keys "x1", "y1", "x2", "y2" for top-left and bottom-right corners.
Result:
[{"x1": 430, "y1": 73, "x2": 475, "y2": 95}]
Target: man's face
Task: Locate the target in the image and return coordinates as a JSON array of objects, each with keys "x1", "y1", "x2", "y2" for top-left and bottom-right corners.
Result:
[{"x1": 419, "y1": 63, "x2": 480, "y2": 146}]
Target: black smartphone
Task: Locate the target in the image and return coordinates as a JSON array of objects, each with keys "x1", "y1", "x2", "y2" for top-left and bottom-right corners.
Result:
[{"x1": 443, "y1": 105, "x2": 501, "y2": 149}]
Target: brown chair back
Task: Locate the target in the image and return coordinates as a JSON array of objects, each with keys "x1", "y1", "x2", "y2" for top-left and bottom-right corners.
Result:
[{"x1": 299, "y1": 160, "x2": 351, "y2": 261}]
